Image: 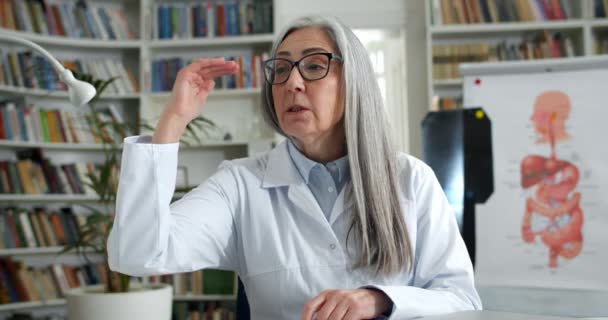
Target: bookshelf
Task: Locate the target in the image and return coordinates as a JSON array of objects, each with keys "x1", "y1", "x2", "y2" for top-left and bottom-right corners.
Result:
[
  {"x1": 0, "y1": 0, "x2": 275, "y2": 317},
  {"x1": 426, "y1": 0, "x2": 608, "y2": 110}
]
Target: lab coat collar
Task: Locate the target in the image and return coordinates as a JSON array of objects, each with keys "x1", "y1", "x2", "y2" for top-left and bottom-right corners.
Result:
[
  {"x1": 261, "y1": 140, "x2": 303, "y2": 188},
  {"x1": 261, "y1": 140, "x2": 354, "y2": 224}
]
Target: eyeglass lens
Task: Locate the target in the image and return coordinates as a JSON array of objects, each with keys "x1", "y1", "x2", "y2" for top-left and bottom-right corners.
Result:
[{"x1": 265, "y1": 54, "x2": 331, "y2": 84}]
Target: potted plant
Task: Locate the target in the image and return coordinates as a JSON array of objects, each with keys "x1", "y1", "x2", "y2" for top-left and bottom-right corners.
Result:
[{"x1": 60, "y1": 72, "x2": 216, "y2": 320}]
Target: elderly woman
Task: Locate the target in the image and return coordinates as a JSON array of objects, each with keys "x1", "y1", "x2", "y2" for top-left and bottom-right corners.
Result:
[{"x1": 108, "y1": 16, "x2": 482, "y2": 320}]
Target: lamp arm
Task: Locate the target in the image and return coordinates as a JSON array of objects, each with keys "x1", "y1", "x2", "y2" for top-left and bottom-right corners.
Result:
[
  {"x1": 0, "y1": 32, "x2": 97, "y2": 106},
  {"x1": 0, "y1": 33, "x2": 66, "y2": 73}
]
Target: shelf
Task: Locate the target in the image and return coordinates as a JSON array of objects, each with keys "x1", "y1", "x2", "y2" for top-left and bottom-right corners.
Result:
[
  {"x1": 0, "y1": 294, "x2": 236, "y2": 311},
  {"x1": 0, "y1": 247, "x2": 64, "y2": 256},
  {"x1": 180, "y1": 140, "x2": 249, "y2": 149},
  {"x1": 0, "y1": 140, "x2": 250, "y2": 151},
  {"x1": 0, "y1": 194, "x2": 100, "y2": 203},
  {"x1": 147, "y1": 88, "x2": 262, "y2": 99},
  {"x1": 433, "y1": 79, "x2": 463, "y2": 88},
  {"x1": 173, "y1": 294, "x2": 236, "y2": 301},
  {"x1": 0, "y1": 299, "x2": 66, "y2": 312},
  {"x1": 0, "y1": 140, "x2": 122, "y2": 150},
  {"x1": 148, "y1": 34, "x2": 275, "y2": 48},
  {"x1": 589, "y1": 19, "x2": 608, "y2": 28},
  {"x1": 0, "y1": 28, "x2": 141, "y2": 49},
  {"x1": 0, "y1": 247, "x2": 96, "y2": 257},
  {"x1": 430, "y1": 20, "x2": 587, "y2": 37},
  {"x1": 0, "y1": 85, "x2": 140, "y2": 100}
]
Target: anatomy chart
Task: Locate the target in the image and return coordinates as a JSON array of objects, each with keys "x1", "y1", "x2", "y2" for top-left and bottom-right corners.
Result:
[{"x1": 463, "y1": 67, "x2": 608, "y2": 290}]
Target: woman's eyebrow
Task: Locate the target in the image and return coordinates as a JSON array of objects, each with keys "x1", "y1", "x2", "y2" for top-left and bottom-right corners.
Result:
[
  {"x1": 301, "y1": 47, "x2": 329, "y2": 55},
  {"x1": 276, "y1": 47, "x2": 330, "y2": 57}
]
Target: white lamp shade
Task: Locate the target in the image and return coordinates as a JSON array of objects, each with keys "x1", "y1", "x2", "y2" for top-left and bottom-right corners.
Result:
[{"x1": 59, "y1": 68, "x2": 97, "y2": 107}]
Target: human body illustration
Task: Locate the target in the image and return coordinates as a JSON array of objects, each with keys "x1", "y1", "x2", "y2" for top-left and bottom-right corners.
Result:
[{"x1": 520, "y1": 90, "x2": 583, "y2": 268}]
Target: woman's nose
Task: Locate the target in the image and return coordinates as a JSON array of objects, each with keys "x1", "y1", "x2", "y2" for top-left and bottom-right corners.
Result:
[{"x1": 285, "y1": 66, "x2": 305, "y2": 93}]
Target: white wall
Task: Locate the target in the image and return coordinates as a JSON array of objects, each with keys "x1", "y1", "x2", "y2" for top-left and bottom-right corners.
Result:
[{"x1": 403, "y1": 1, "x2": 429, "y2": 157}]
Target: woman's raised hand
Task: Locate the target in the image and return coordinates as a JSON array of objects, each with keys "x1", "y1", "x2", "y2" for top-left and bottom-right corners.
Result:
[{"x1": 152, "y1": 58, "x2": 237, "y2": 143}]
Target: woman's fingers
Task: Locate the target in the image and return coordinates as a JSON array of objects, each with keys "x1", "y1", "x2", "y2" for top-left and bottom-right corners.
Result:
[
  {"x1": 178, "y1": 58, "x2": 237, "y2": 93},
  {"x1": 179, "y1": 58, "x2": 232, "y2": 76},
  {"x1": 201, "y1": 62, "x2": 238, "y2": 73},
  {"x1": 191, "y1": 57, "x2": 228, "y2": 68},
  {"x1": 194, "y1": 58, "x2": 237, "y2": 72},
  {"x1": 203, "y1": 67, "x2": 238, "y2": 79}
]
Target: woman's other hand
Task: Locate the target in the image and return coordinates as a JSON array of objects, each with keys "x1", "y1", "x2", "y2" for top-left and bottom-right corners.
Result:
[{"x1": 301, "y1": 288, "x2": 392, "y2": 320}]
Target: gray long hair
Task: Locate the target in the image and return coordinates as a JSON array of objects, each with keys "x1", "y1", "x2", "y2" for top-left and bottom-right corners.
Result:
[{"x1": 261, "y1": 16, "x2": 412, "y2": 277}]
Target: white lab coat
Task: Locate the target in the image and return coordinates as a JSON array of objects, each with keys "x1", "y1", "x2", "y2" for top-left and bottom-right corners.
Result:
[{"x1": 108, "y1": 136, "x2": 482, "y2": 319}]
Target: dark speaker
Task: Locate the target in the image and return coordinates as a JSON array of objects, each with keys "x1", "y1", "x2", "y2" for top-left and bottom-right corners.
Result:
[{"x1": 421, "y1": 107, "x2": 494, "y2": 265}]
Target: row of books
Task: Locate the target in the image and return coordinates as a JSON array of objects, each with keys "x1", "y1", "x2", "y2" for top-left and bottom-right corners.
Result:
[
  {"x1": 0, "y1": 148, "x2": 109, "y2": 195},
  {"x1": 432, "y1": 31, "x2": 575, "y2": 80},
  {"x1": 0, "y1": 258, "x2": 105, "y2": 304},
  {"x1": 0, "y1": 0, "x2": 135, "y2": 40},
  {"x1": 0, "y1": 50, "x2": 65, "y2": 92},
  {"x1": 146, "y1": 269, "x2": 236, "y2": 296},
  {"x1": 0, "y1": 51, "x2": 139, "y2": 94},
  {"x1": 152, "y1": 54, "x2": 269, "y2": 92},
  {"x1": 431, "y1": 96, "x2": 463, "y2": 111},
  {"x1": 430, "y1": 0, "x2": 576, "y2": 25},
  {"x1": 0, "y1": 259, "x2": 235, "y2": 306},
  {"x1": 0, "y1": 313, "x2": 59, "y2": 320},
  {"x1": 155, "y1": 0, "x2": 273, "y2": 39},
  {"x1": 0, "y1": 159, "x2": 99, "y2": 195},
  {"x1": 173, "y1": 302, "x2": 235, "y2": 320},
  {"x1": 594, "y1": 0, "x2": 608, "y2": 17},
  {"x1": 0, "y1": 206, "x2": 95, "y2": 249},
  {"x1": 0, "y1": 101, "x2": 130, "y2": 144},
  {"x1": 596, "y1": 35, "x2": 608, "y2": 54}
]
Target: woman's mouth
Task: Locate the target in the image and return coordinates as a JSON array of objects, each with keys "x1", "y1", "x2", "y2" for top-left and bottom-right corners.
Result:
[{"x1": 287, "y1": 106, "x2": 309, "y2": 113}]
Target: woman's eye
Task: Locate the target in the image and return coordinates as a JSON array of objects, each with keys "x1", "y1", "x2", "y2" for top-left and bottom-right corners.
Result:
[
  {"x1": 275, "y1": 66, "x2": 290, "y2": 74},
  {"x1": 305, "y1": 64, "x2": 326, "y2": 71}
]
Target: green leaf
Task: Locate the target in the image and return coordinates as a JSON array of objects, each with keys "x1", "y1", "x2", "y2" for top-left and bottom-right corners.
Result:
[
  {"x1": 96, "y1": 76, "x2": 120, "y2": 96},
  {"x1": 93, "y1": 79, "x2": 104, "y2": 90},
  {"x1": 184, "y1": 125, "x2": 202, "y2": 144},
  {"x1": 192, "y1": 116, "x2": 216, "y2": 127}
]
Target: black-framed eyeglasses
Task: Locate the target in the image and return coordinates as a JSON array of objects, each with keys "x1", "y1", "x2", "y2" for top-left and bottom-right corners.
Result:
[{"x1": 263, "y1": 52, "x2": 343, "y2": 85}]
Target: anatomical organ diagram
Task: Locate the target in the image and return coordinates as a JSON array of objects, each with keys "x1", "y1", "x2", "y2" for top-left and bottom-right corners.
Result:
[{"x1": 520, "y1": 91, "x2": 583, "y2": 268}]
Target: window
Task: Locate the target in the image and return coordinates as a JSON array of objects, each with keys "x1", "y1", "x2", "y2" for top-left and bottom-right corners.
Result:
[{"x1": 354, "y1": 29, "x2": 409, "y2": 152}]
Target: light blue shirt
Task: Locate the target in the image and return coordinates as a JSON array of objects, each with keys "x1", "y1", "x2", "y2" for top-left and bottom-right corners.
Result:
[
  {"x1": 108, "y1": 136, "x2": 482, "y2": 319},
  {"x1": 287, "y1": 139, "x2": 350, "y2": 221}
]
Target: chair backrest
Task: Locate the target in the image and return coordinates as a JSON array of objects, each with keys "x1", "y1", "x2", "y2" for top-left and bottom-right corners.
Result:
[{"x1": 236, "y1": 277, "x2": 250, "y2": 320}]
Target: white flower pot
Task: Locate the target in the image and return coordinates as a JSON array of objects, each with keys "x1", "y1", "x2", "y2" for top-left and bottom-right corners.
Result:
[{"x1": 65, "y1": 283, "x2": 173, "y2": 320}]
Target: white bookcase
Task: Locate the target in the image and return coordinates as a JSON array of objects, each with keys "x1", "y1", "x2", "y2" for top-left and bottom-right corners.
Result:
[
  {"x1": 425, "y1": 0, "x2": 608, "y2": 109},
  {"x1": 0, "y1": 0, "x2": 275, "y2": 317}
]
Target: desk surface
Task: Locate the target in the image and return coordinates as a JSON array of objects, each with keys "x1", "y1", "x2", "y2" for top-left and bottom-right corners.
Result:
[
  {"x1": 477, "y1": 286, "x2": 608, "y2": 318},
  {"x1": 418, "y1": 311, "x2": 608, "y2": 320}
]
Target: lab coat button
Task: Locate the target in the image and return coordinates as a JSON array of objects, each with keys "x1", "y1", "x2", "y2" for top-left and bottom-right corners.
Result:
[{"x1": 329, "y1": 243, "x2": 336, "y2": 250}]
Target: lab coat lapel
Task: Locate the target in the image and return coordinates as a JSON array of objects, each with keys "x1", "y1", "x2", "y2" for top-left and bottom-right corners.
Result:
[
  {"x1": 329, "y1": 183, "x2": 355, "y2": 225},
  {"x1": 287, "y1": 184, "x2": 327, "y2": 225},
  {"x1": 262, "y1": 140, "x2": 327, "y2": 225}
]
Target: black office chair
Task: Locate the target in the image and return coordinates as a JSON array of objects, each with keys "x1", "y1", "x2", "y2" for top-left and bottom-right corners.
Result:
[{"x1": 236, "y1": 277, "x2": 250, "y2": 320}]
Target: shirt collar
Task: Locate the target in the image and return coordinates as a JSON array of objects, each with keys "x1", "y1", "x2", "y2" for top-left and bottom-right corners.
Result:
[
  {"x1": 287, "y1": 139, "x2": 349, "y2": 184},
  {"x1": 287, "y1": 139, "x2": 318, "y2": 184}
]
